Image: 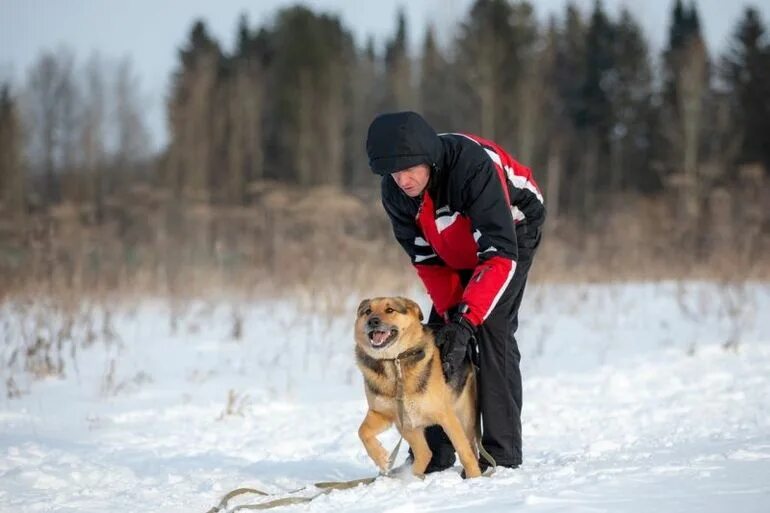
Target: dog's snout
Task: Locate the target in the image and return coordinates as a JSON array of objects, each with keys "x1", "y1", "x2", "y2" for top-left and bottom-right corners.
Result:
[{"x1": 367, "y1": 316, "x2": 381, "y2": 329}]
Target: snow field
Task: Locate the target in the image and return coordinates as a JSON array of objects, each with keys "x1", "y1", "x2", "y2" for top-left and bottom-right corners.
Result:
[{"x1": 0, "y1": 282, "x2": 768, "y2": 512}]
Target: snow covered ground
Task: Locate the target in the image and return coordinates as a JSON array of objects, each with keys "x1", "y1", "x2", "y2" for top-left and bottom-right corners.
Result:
[{"x1": 1, "y1": 282, "x2": 769, "y2": 512}]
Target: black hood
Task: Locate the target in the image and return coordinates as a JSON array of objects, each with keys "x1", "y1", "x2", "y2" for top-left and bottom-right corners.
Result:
[{"x1": 366, "y1": 111, "x2": 443, "y2": 175}]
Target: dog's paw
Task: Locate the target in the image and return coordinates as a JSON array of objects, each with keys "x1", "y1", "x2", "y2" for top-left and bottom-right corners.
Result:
[
  {"x1": 387, "y1": 457, "x2": 413, "y2": 476},
  {"x1": 383, "y1": 458, "x2": 425, "y2": 481},
  {"x1": 373, "y1": 451, "x2": 391, "y2": 473},
  {"x1": 460, "y1": 463, "x2": 482, "y2": 479}
]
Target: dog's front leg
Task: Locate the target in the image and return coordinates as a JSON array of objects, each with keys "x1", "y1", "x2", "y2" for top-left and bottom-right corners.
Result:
[
  {"x1": 358, "y1": 409, "x2": 393, "y2": 472},
  {"x1": 400, "y1": 427, "x2": 432, "y2": 476}
]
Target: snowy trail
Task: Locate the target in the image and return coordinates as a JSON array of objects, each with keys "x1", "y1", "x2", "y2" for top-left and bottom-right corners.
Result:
[{"x1": 1, "y1": 283, "x2": 769, "y2": 512}]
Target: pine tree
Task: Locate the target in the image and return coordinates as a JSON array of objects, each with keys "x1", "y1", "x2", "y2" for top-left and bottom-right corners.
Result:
[
  {"x1": 548, "y1": 2, "x2": 588, "y2": 216},
  {"x1": 509, "y1": 1, "x2": 542, "y2": 165},
  {"x1": 721, "y1": 7, "x2": 770, "y2": 170},
  {"x1": 419, "y1": 25, "x2": 453, "y2": 130},
  {"x1": 167, "y1": 20, "x2": 222, "y2": 200},
  {"x1": 383, "y1": 9, "x2": 415, "y2": 111},
  {"x1": 556, "y1": 2, "x2": 587, "y2": 130},
  {"x1": 540, "y1": 16, "x2": 565, "y2": 220},
  {"x1": 662, "y1": 0, "x2": 704, "y2": 119},
  {"x1": 609, "y1": 8, "x2": 655, "y2": 193},
  {"x1": 348, "y1": 37, "x2": 381, "y2": 188},
  {"x1": 579, "y1": 0, "x2": 614, "y2": 138},
  {"x1": 576, "y1": 0, "x2": 616, "y2": 217},
  {"x1": 236, "y1": 13, "x2": 251, "y2": 57},
  {"x1": 221, "y1": 13, "x2": 266, "y2": 202},
  {"x1": 659, "y1": 0, "x2": 711, "y2": 234},
  {"x1": 455, "y1": 0, "x2": 518, "y2": 142},
  {"x1": 668, "y1": 0, "x2": 687, "y2": 52},
  {"x1": 269, "y1": 7, "x2": 354, "y2": 186}
]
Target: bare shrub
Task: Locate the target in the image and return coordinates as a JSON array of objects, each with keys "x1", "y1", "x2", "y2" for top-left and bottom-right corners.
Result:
[
  {"x1": 217, "y1": 389, "x2": 251, "y2": 420},
  {"x1": 1, "y1": 179, "x2": 767, "y2": 385}
]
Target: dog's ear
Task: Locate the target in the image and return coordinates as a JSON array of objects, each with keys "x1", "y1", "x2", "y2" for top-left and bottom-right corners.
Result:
[
  {"x1": 356, "y1": 299, "x2": 371, "y2": 317},
  {"x1": 398, "y1": 297, "x2": 424, "y2": 322}
]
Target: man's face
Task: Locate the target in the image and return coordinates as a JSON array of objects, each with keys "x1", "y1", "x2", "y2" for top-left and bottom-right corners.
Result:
[{"x1": 392, "y1": 164, "x2": 430, "y2": 197}]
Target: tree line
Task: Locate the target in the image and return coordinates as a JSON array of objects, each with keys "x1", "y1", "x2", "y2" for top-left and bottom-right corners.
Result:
[
  {"x1": 0, "y1": 0, "x2": 769, "y2": 283},
  {"x1": 1, "y1": 50, "x2": 150, "y2": 222}
]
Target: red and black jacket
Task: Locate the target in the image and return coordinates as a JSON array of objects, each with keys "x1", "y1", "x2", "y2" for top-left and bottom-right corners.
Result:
[{"x1": 380, "y1": 131, "x2": 545, "y2": 327}]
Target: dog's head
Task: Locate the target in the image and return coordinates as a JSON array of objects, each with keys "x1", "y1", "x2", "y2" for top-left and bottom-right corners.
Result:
[{"x1": 354, "y1": 297, "x2": 424, "y2": 357}]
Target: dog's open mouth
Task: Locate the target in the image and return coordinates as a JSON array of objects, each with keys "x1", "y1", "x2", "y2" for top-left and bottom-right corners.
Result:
[{"x1": 367, "y1": 327, "x2": 398, "y2": 348}]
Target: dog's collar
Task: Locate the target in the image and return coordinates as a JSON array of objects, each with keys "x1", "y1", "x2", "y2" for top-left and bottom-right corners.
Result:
[{"x1": 381, "y1": 345, "x2": 427, "y2": 366}]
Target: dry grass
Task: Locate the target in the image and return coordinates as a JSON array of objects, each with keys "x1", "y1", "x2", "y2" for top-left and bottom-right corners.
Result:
[
  {"x1": 1, "y1": 179, "x2": 768, "y2": 301},
  {"x1": 217, "y1": 389, "x2": 251, "y2": 420},
  {"x1": 0, "y1": 179, "x2": 767, "y2": 393}
]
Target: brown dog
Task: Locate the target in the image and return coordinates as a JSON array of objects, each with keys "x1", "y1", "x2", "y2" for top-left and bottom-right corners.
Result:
[{"x1": 354, "y1": 297, "x2": 481, "y2": 478}]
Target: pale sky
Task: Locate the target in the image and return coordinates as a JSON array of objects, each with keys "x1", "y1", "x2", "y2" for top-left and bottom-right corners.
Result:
[{"x1": 2, "y1": 0, "x2": 768, "y2": 149}]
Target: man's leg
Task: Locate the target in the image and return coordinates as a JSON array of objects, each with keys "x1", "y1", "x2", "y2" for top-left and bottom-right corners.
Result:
[
  {"x1": 477, "y1": 229, "x2": 540, "y2": 467},
  {"x1": 475, "y1": 278, "x2": 522, "y2": 467}
]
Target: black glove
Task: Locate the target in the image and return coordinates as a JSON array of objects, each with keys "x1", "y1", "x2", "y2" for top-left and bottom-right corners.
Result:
[{"x1": 435, "y1": 315, "x2": 475, "y2": 381}]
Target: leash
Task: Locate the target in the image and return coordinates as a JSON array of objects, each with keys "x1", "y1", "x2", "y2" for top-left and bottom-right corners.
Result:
[
  {"x1": 204, "y1": 477, "x2": 380, "y2": 513},
  {"x1": 382, "y1": 346, "x2": 425, "y2": 429},
  {"x1": 377, "y1": 346, "x2": 425, "y2": 473},
  {"x1": 204, "y1": 448, "x2": 404, "y2": 513},
  {"x1": 204, "y1": 349, "x2": 422, "y2": 512},
  {"x1": 476, "y1": 427, "x2": 497, "y2": 472}
]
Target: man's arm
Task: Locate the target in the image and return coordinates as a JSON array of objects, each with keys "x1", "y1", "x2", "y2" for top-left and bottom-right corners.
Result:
[
  {"x1": 381, "y1": 177, "x2": 463, "y2": 317},
  {"x1": 456, "y1": 156, "x2": 519, "y2": 327}
]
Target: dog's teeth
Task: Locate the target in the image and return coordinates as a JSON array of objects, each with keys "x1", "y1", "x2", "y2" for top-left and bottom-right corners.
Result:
[{"x1": 371, "y1": 330, "x2": 389, "y2": 346}]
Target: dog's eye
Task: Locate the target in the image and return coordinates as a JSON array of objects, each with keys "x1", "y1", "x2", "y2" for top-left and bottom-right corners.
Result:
[
  {"x1": 363, "y1": 308, "x2": 371, "y2": 316},
  {"x1": 385, "y1": 307, "x2": 394, "y2": 314}
]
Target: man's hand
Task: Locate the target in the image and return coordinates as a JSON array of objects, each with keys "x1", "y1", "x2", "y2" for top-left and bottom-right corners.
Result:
[{"x1": 435, "y1": 316, "x2": 475, "y2": 381}]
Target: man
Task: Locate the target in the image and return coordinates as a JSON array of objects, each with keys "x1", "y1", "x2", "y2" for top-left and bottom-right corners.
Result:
[{"x1": 365, "y1": 111, "x2": 545, "y2": 473}]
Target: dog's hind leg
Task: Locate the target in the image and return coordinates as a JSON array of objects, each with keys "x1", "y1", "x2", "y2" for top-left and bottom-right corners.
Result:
[
  {"x1": 400, "y1": 427, "x2": 432, "y2": 476},
  {"x1": 438, "y1": 412, "x2": 482, "y2": 478},
  {"x1": 358, "y1": 410, "x2": 394, "y2": 472},
  {"x1": 458, "y1": 406, "x2": 478, "y2": 455}
]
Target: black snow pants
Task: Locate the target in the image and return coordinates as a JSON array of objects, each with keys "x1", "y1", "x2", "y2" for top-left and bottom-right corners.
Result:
[{"x1": 417, "y1": 225, "x2": 541, "y2": 470}]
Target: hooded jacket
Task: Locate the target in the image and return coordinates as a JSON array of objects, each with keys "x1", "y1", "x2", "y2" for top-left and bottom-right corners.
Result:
[{"x1": 367, "y1": 112, "x2": 545, "y2": 326}]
